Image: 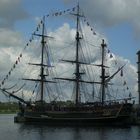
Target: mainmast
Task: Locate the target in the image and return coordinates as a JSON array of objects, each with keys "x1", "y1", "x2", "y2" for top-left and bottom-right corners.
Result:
[
  {"x1": 54, "y1": 4, "x2": 101, "y2": 105},
  {"x1": 101, "y1": 39, "x2": 107, "y2": 105},
  {"x1": 75, "y1": 4, "x2": 81, "y2": 105}
]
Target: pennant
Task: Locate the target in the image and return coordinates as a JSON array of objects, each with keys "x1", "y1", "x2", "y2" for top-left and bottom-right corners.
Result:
[
  {"x1": 129, "y1": 92, "x2": 132, "y2": 97},
  {"x1": 38, "y1": 24, "x2": 40, "y2": 28},
  {"x1": 110, "y1": 54, "x2": 113, "y2": 58},
  {"x1": 41, "y1": 20, "x2": 43, "y2": 24},
  {"x1": 72, "y1": 7, "x2": 75, "y2": 11},
  {"x1": 13, "y1": 64, "x2": 16, "y2": 68},
  {"x1": 18, "y1": 57, "x2": 20, "y2": 62},
  {"x1": 55, "y1": 12, "x2": 59, "y2": 16},
  {"x1": 2, "y1": 81, "x2": 4, "y2": 85},
  {"x1": 120, "y1": 69, "x2": 123, "y2": 77},
  {"x1": 123, "y1": 81, "x2": 126, "y2": 86},
  {"x1": 67, "y1": 9, "x2": 70, "y2": 11},
  {"x1": 15, "y1": 60, "x2": 18, "y2": 64},
  {"x1": 9, "y1": 71, "x2": 11, "y2": 75},
  {"x1": 31, "y1": 35, "x2": 34, "y2": 40},
  {"x1": 36, "y1": 27, "x2": 39, "y2": 31},
  {"x1": 32, "y1": 90, "x2": 34, "y2": 95}
]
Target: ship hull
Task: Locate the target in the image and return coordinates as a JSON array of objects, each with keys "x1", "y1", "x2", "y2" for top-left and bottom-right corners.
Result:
[
  {"x1": 22, "y1": 115, "x2": 130, "y2": 126},
  {"x1": 15, "y1": 103, "x2": 133, "y2": 126}
]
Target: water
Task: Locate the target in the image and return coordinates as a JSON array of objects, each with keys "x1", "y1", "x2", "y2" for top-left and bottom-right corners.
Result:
[{"x1": 0, "y1": 114, "x2": 140, "y2": 140}]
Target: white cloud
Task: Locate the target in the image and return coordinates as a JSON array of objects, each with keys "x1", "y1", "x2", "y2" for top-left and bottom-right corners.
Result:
[
  {"x1": 0, "y1": 28, "x2": 23, "y2": 47},
  {"x1": 0, "y1": 19, "x2": 138, "y2": 103},
  {"x1": 48, "y1": 23, "x2": 138, "y2": 102},
  {"x1": 63, "y1": 0, "x2": 140, "y2": 37}
]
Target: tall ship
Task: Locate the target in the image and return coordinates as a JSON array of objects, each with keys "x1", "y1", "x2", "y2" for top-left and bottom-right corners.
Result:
[{"x1": 0, "y1": 4, "x2": 134, "y2": 125}]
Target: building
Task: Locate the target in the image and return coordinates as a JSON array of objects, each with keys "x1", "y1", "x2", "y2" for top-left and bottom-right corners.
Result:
[{"x1": 137, "y1": 50, "x2": 140, "y2": 104}]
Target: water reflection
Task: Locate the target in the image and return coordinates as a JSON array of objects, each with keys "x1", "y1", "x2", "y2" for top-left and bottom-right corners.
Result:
[
  {"x1": 18, "y1": 124, "x2": 133, "y2": 140},
  {"x1": 0, "y1": 115, "x2": 140, "y2": 140}
]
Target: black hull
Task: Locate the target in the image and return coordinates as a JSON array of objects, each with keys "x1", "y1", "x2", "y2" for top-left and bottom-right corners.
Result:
[
  {"x1": 26, "y1": 118, "x2": 129, "y2": 126},
  {"x1": 15, "y1": 114, "x2": 131, "y2": 126},
  {"x1": 14, "y1": 103, "x2": 133, "y2": 126}
]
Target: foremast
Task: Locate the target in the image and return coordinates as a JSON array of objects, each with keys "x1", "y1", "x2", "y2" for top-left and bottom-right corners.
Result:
[
  {"x1": 40, "y1": 16, "x2": 45, "y2": 102},
  {"x1": 23, "y1": 17, "x2": 55, "y2": 104}
]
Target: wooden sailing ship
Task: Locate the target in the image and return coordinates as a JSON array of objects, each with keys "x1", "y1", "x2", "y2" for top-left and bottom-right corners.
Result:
[{"x1": 0, "y1": 4, "x2": 134, "y2": 125}]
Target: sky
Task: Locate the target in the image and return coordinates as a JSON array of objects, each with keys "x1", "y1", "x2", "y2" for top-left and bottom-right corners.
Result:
[
  {"x1": 0, "y1": 0, "x2": 139, "y2": 102},
  {"x1": 14, "y1": 0, "x2": 140, "y2": 64}
]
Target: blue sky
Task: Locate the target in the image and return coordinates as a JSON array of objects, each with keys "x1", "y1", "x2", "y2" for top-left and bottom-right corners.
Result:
[
  {"x1": 13, "y1": 0, "x2": 139, "y2": 65},
  {"x1": 105, "y1": 23, "x2": 139, "y2": 64}
]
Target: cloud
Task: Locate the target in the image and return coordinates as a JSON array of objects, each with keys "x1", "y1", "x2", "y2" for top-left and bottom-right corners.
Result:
[
  {"x1": 0, "y1": 0, "x2": 29, "y2": 28},
  {"x1": 0, "y1": 21, "x2": 138, "y2": 103},
  {"x1": 48, "y1": 23, "x2": 137, "y2": 102},
  {"x1": 0, "y1": 28, "x2": 23, "y2": 47},
  {"x1": 63, "y1": 0, "x2": 140, "y2": 37},
  {"x1": 0, "y1": 0, "x2": 29, "y2": 85},
  {"x1": 107, "y1": 55, "x2": 138, "y2": 100}
]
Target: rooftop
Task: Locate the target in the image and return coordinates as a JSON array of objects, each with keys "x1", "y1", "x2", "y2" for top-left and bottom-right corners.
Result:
[{"x1": 137, "y1": 50, "x2": 140, "y2": 55}]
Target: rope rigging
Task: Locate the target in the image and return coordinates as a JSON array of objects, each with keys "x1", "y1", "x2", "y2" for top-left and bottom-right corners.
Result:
[{"x1": 0, "y1": 5, "x2": 133, "y2": 104}]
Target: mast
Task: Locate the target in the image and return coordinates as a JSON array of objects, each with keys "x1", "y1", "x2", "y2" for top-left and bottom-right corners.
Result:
[
  {"x1": 22, "y1": 17, "x2": 55, "y2": 103},
  {"x1": 75, "y1": 3, "x2": 81, "y2": 105},
  {"x1": 54, "y1": 4, "x2": 103, "y2": 104},
  {"x1": 40, "y1": 16, "x2": 45, "y2": 102},
  {"x1": 101, "y1": 39, "x2": 107, "y2": 105}
]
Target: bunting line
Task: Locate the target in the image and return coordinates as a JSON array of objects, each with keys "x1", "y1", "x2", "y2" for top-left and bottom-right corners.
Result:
[
  {"x1": 83, "y1": 17, "x2": 97, "y2": 36},
  {"x1": 45, "y1": 7, "x2": 76, "y2": 18},
  {"x1": 0, "y1": 7, "x2": 77, "y2": 87}
]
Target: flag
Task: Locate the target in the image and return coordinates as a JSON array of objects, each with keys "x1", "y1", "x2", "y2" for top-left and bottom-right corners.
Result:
[
  {"x1": 120, "y1": 69, "x2": 123, "y2": 77},
  {"x1": 110, "y1": 54, "x2": 113, "y2": 58},
  {"x1": 123, "y1": 81, "x2": 126, "y2": 85},
  {"x1": 129, "y1": 92, "x2": 132, "y2": 97}
]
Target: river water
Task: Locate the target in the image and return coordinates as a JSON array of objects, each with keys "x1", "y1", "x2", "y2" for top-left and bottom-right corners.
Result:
[{"x1": 0, "y1": 114, "x2": 140, "y2": 140}]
